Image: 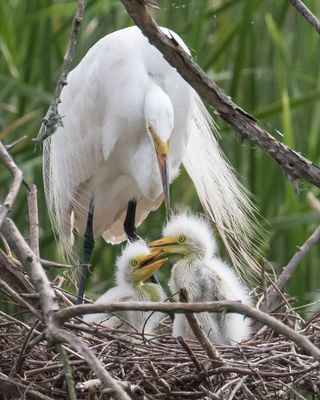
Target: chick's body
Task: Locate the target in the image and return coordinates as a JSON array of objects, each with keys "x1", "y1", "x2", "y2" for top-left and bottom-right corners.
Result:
[
  {"x1": 83, "y1": 241, "x2": 166, "y2": 335},
  {"x1": 150, "y1": 213, "x2": 252, "y2": 344}
]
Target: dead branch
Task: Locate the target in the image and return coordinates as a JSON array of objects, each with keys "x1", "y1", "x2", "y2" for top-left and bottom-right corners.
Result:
[
  {"x1": 121, "y1": 0, "x2": 320, "y2": 189},
  {"x1": 54, "y1": 300, "x2": 320, "y2": 361},
  {"x1": 0, "y1": 141, "x2": 24, "y2": 228},
  {"x1": 290, "y1": 0, "x2": 320, "y2": 34},
  {"x1": 265, "y1": 224, "x2": 320, "y2": 309},
  {"x1": 37, "y1": 0, "x2": 87, "y2": 143},
  {"x1": 27, "y1": 184, "x2": 40, "y2": 257},
  {"x1": 179, "y1": 288, "x2": 223, "y2": 365}
]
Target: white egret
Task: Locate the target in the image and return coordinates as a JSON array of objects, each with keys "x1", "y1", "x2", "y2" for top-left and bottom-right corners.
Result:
[
  {"x1": 83, "y1": 240, "x2": 167, "y2": 335},
  {"x1": 149, "y1": 213, "x2": 252, "y2": 344},
  {"x1": 43, "y1": 25, "x2": 260, "y2": 301}
]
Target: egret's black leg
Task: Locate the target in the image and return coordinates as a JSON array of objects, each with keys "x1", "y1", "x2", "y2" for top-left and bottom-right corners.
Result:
[
  {"x1": 124, "y1": 199, "x2": 138, "y2": 242},
  {"x1": 124, "y1": 200, "x2": 159, "y2": 285},
  {"x1": 77, "y1": 200, "x2": 94, "y2": 304}
]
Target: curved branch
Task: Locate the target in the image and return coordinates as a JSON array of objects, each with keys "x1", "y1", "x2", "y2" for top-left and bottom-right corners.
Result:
[
  {"x1": 121, "y1": 0, "x2": 320, "y2": 188},
  {"x1": 54, "y1": 300, "x2": 320, "y2": 362}
]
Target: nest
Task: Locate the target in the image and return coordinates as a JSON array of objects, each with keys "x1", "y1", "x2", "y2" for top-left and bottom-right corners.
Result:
[{"x1": 0, "y1": 293, "x2": 319, "y2": 400}]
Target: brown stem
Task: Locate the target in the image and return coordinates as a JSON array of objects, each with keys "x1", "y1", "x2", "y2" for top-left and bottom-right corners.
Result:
[{"x1": 290, "y1": 0, "x2": 320, "y2": 34}]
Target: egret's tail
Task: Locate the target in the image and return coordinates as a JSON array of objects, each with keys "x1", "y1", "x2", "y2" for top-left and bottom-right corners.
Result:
[{"x1": 183, "y1": 94, "x2": 264, "y2": 284}]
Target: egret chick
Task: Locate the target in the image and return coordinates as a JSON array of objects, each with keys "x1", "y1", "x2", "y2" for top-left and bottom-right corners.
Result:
[
  {"x1": 83, "y1": 241, "x2": 167, "y2": 335},
  {"x1": 149, "y1": 213, "x2": 252, "y2": 344}
]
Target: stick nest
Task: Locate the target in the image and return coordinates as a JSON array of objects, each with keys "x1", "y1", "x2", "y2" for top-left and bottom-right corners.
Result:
[{"x1": 0, "y1": 292, "x2": 319, "y2": 400}]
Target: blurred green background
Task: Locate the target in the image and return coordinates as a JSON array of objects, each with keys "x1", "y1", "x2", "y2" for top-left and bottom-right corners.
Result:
[{"x1": 1, "y1": 0, "x2": 320, "y2": 309}]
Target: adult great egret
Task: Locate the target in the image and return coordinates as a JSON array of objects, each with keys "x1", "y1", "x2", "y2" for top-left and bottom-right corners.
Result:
[
  {"x1": 149, "y1": 213, "x2": 252, "y2": 344},
  {"x1": 43, "y1": 26, "x2": 260, "y2": 299},
  {"x1": 83, "y1": 240, "x2": 167, "y2": 335}
]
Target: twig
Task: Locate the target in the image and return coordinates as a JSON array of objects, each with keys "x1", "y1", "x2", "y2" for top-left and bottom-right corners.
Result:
[
  {"x1": 289, "y1": 0, "x2": 320, "y2": 34},
  {"x1": 177, "y1": 336, "x2": 203, "y2": 372},
  {"x1": 27, "y1": 184, "x2": 40, "y2": 257},
  {"x1": 0, "y1": 278, "x2": 42, "y2": 320},
  {"x1": 265, "y1": 224, "x2": 320, "y2": 308},
  {"x1": 58, "y1": 344, "x2": 77, "y2": 400},
  {"x1": 121, "y1": 0, "x2": 320, "y2": 189},
  {"x1": 179, "y1": 288, "x2": 223, "y2": 365},
  {"x1": 0, "y1": 141, "x2": 23, "y2": 228},
  {"x1": 5, "y1": 135, "x2": 28, "y2": 151},
  {"x1": 0, "y1": 217, "x2": 59, "y2": 320},
  {"x1": 54, "y1": 300, "x2": 320, "y2": 361},
  {"x1": 53, "y1": 328, "x2": 131, "y2": 400},
  {"x1": 37, "y1": 0, "x2": 87, "y2": 143},
  {"x1": 307, "y1": 192, "x2": 320, "y2": 212}
]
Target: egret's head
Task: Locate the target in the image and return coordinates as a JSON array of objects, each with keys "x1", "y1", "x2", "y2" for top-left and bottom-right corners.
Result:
[
  {"x1": 149, "y1": 212, "x2": 217, "y2": 259},
  {"x1": 116, "y1": 240, "x2": 167, "y2": 287},
  {"x1": 145, "y1": 85, "x2": 174, "y2": 216}
]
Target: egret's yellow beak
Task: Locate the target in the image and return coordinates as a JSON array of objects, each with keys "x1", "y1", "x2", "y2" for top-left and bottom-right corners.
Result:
[
  {"x1": 133, "y1": 249, "x2": 168, "y2": 282},
  {"x1": 155, "y1": 141, "x2": 170, "y2": 217},
  {"x1": 149, "y1": 236, "x2": 182, "y2": 253}
]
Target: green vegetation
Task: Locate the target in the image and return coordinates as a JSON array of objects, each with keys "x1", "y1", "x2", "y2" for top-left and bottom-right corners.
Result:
[{"x1": 1, "y1": 0, "x2": 320, "y2": 307}]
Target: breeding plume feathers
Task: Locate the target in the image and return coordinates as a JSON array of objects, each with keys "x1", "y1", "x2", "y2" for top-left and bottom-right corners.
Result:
[{"x1": 183, "y1": 94, "x2": 263, "y2": 283}]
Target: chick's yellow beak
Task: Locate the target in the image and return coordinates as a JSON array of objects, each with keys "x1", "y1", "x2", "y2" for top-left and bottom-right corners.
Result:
[
  {"x1": 133, "y1": 249, "x2": 168, "y2": 282},
  {"x1": 148, "y1": 236, "x2": 180, "y2": 253}
]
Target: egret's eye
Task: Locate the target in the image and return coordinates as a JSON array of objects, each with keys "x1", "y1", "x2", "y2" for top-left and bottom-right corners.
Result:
[
  {"x1": 178, "y1": 236, "x2": 185, "y2": 243},
  {"x1": 130, "y1": 259, "x2": 138, "y2": 267},
  {"x1": 148, "y1": 124, "x2": 152, "y2": 132}
]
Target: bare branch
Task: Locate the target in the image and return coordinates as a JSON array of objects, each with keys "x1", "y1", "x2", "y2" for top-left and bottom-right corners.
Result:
[
  {"x1": 0, "y1": 141, "x2": 23, "y2": 228},
  {"x1": 0, "y1": 278, "x2": 42, "y2": 320},
  {"x1": 27, "y1": 184, "x2": 40, "y2": 257},
  {"x1": 265, "y1": 224, "x2": 320, "y2": 308},
  {"x1": 179, "y1": 288, "x2": 223, "y2": 364},
  {"x1": 121, "y1": 0, "x2": 320, "y2": 188},
  {"x1": 37, "y1": 0, "x2": 87, "y2": 143},
  {"x1": 54, "y1": 300, "x2": 320, "y2": 361},
  {"x1": 0, "y1": 217, "x2": 59, "y2": 320},
  {"x1": 53, "y1": 328, "x2": 131, "y2": 400},
  {"x1": 290, "y1": 0, "x2": 320, "y2": 34}
]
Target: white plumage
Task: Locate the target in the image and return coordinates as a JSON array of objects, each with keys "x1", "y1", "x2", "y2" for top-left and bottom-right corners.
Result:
[
  {"x1": 43, "y1": 25, "x2": 260, "y2": 279},
  {"x1": 149, "y1": 213, "x2": 252, "y2": 344},
  {"x1": 83, "y1": 240, "x2": 166, "y2": 335}
]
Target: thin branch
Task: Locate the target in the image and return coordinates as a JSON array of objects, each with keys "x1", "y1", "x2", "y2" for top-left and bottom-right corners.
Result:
[
  {"x1": 0, "y1": 278, "x2": 42, "y2": 320},
  {"x1": 37, "y1": 0, "x2": 87, "y2": 143},
  {"x1": 0, "y1": 217, "x2": 59, "y2": 320},
  {"x1": 53, "y1": 328, "x2": 131, "y2": 400},
  {"x1": 265, "y1": 224, "x2": 320, "y2": 308},
  {"x1": 54, "y1": 300, "x2": 320, "y2": 361},
  {"x1": 27, "y1": 184, "x2": 40, "y2": 257},
  {"x1": 121, "y1": 0, "x2": 320, "y2": 188},
  {"x1": 179, "y1": 288, "x2": 223, "y2": 365},
  {"x1": 0, "y1": 141, "x2": 23, "y2": 228},
  {"x1": 290, "y1": 0, "x2": 320, "y2": 34}
]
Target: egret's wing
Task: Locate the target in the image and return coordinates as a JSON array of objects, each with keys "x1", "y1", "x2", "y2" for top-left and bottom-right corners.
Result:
[{"x1": 183, "y1": 95, "x2": 264, "y2": 283}]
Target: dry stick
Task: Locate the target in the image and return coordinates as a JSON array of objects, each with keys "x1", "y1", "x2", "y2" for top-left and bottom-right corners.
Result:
[
  {"x1": 55, "y1": 300, "x2": 320, "y2": 362},
  {"x1": 27, "y1": 184, "x2": 40, "y2": 257},
  {"x1": 289, "y1": 0, "x2": 320, "y2": 34},
  {"x1": 0, "y1": 218, "x2": 59, "y2": 321},
  {"x1": 0, "y1": 141, "x2": 23, "y2": 228},
  {"x1": 265, "y1": 224, "x2": 320, "y2": 309},
  {"x1": 121, "y1": 0, "x2": 320, "y2": 188},
  {"x1": 179, "y1": 288, "x2": 223, "y2": 365},
  {"x1": 5, "y1": 135, "x2": 28, "y2": 151},
  {"x1": 53, "y1": 328, "x2": 131, "y2": 400},
  {"x1": 37, "y1": 0, "x2": 87, "y2": 143},
  {"x1": 0, "y1": 278, "x2": 42, "y2": 320}
]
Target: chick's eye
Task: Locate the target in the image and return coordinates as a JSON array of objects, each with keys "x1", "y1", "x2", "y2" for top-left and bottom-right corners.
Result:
[
  {"x1": 178, "y1": 236, "x2": 185, "y2": 243},
  {"x1": 130, "y1": 259, "x2": 138, "y2": 266},
  {"x1": 148, "y1": 124, "x2": 152, "y2": 132}
]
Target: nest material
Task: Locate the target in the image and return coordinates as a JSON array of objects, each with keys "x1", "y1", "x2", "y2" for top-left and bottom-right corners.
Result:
[{"x1": 0, "y1": 300, "x2": 319, "y2": 400}]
